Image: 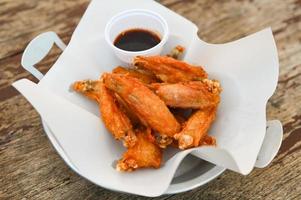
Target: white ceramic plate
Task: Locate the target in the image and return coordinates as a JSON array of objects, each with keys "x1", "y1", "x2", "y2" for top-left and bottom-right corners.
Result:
[{"x1": 42, "y1": 120, "x2": 226, "y2": 195}]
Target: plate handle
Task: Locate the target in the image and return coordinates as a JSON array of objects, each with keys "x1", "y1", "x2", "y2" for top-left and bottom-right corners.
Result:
[
  {"x1": 255, "y1": 120, "x2": 283, "y2": 168},
  {"x1": 21, "y1": 32, "x2": 66, "y2": 81}
]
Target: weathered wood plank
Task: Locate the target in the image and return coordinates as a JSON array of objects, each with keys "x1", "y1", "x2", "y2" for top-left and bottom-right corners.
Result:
[
  {"x1": 0, "y1": 0, "x2": 301, "y2": 199},
  {"x1": 0, "y1": 0, "x2": 89, "y2": 60}
]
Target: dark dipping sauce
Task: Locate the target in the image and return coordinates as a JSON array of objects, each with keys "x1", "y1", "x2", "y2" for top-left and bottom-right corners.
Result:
[{"x1": 114, "y1": 28, "x2": 161, "y2": 52}]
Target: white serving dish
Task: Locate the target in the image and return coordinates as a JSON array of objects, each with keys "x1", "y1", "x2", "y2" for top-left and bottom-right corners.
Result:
[{"x1": 41, "y1": 121, "x2": 226, "y2": 194}]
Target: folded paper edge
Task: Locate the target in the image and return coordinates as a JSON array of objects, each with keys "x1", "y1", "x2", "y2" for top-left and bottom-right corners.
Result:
[{"x1": 189, "y1": 27, "x2": 280, "y2": 175}]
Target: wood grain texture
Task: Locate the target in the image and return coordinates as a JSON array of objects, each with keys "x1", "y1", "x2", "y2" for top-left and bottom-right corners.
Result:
[{"x1": 0, "y1": 0, "x2": 301, "y2": 199}]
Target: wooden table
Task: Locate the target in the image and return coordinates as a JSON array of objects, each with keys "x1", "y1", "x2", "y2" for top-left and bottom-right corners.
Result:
[{"x1": 0, "y1": 0, "x2": 300, "y2": 199}]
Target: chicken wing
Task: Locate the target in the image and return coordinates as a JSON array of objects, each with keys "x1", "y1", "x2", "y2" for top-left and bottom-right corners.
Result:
[
  {"x1": 113, "y1": 66, "x2": 157, "y2": 84},
  {"x1": 150, "y1": 80, "x2": 221, "y2": 109},
  {"x1": 103, "y1": 73, "x2": 181, "y2": 138},
  {"x1": 113, "y1": 92, "x2": 140, "y2": 126},
  {"x1": 174, "y1": 107, "x2": 217, "y2": 149},
  {"x1": 116, "y1": 128, "x2": 162, "y2": 171},
  {"x1": 72, "y1": 79, "x2": 137, "y2": 147},
  {"x1": 134, "y1": 56, "x2": 207, "y2": 83}
]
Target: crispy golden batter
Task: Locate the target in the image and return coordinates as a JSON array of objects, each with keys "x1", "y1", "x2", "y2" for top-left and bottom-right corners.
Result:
[
  {"x1": 174, "y1": 107, "x2": 216, "y2": 149},
  {"x1": 150, "y1": 80, "x2": 221, "y2": 109},
  {"x1": 113, "y1": 66, "x2": 157, "y2": 84},
  {"x1": 72, "y1": 80, "x2": 137, "y2": 147},
  {"x1": 113, "y1": 93, "x2": 140, "y2": 126},
  {"x1": 116, "y1": 128, "x2": 162, "y2": 171},
  {"x1": 134, "y1": 56, "x2": 207, "y2": 83},
  {"x1": 103, "y1": 73, "x2": 181, "y2": 138}
]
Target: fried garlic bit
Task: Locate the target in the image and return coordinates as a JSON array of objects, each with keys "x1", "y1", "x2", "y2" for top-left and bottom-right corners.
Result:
[
  {"x1": 202, "y1": 78, "x2": 222, "y2": 94},
  {"x1": 72, "y1": 49, "x2": 221, "y2": 171},
  {"x1": 167, "y1": 45, "x2": 185, "y2": 59}
]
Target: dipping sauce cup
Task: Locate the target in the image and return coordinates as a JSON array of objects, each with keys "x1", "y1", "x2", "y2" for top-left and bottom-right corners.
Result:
[{"x1": 105, "y1": 9, "x2": 169, "y2": 63}]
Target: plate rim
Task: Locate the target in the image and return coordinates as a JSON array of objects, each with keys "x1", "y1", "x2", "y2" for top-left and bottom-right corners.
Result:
[{"x1": 41, "y1": 119, "x2": 226, "y2": 195}]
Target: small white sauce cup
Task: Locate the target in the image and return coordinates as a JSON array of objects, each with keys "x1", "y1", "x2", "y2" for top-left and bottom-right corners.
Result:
[{"x1": 105, "y1": 9, "x2": 169, "y2": 63}]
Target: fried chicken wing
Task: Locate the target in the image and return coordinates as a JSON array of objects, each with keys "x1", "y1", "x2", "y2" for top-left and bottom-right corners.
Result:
[
  {"x1": 174, "y1": 107, "x2": 217, "y2": 149},
  {"x1": 150, "y1": 80, "x2": 221, "y2": 109},
  {"x1": 103, "y1": 73, "x2": 181, "y2": 138},
  {"x1": 116, "y1": 128, "x2": 162, "y2": 171},
  {"x1": 113, "y1": 92, "x2": 140, "y2": 126},
  {"x1": 73, "y1": 79, "x2": 137, "y2": 147},
  {"x1": 134, "y1": 56, "x2": 207, "y2": 83},
  {"x1": 113, "y1": 66, "x2": 157, "y2": 84}
]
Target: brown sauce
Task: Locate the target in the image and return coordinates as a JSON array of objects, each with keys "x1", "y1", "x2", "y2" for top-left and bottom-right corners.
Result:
[{"x1": 114, "y1": 28, "x2": 161, "y2": 52}]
